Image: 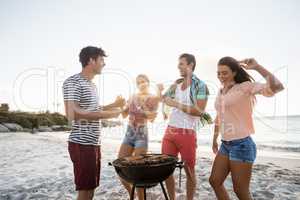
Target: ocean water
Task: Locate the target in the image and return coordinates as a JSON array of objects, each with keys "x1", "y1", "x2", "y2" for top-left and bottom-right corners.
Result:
[
  {"x1": 42, "y1": 116, "x2": 300, "y2": 160},
  {"x1": 101, "y1": 116, "x2": 300, "y2": 159}
]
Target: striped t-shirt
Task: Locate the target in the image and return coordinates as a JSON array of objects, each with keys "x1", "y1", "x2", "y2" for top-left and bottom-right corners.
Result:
[{"x1": 62, "y1": 73, "x2": 101, "y2": 145}]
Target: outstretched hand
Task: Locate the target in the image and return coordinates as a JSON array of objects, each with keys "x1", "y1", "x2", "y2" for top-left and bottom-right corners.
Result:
[
  {"x1": 238, "y1": 58, "x2": 260, "y2": 70},
  {"x1": 113, "y1": 95, "x2": 126, "y2": 108}
]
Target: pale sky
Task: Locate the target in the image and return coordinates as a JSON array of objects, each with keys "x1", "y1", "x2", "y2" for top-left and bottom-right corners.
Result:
[{"x1": 0, "y1": 0, "x2": 298, "y2": 116}]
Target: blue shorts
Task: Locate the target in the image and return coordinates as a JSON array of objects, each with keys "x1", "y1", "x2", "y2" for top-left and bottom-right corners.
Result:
[
  {"x1": 122, "y1": 125, "x2": 148, "y2": 148},
  {"x1": 219, "y1": 136, "x2": 257, "y2": 163}
]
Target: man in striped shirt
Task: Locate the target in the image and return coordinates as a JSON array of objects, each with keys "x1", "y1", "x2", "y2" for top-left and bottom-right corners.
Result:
[{"x1": 63, "y1": 46, "x2": 125, "y2": 200}]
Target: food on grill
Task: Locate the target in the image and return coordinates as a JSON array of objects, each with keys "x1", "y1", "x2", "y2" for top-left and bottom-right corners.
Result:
[{"x1": 115, "y1": 154, "x2": 176, "y2": 166}]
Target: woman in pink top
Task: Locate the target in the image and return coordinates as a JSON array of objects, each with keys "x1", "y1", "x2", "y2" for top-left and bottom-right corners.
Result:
[
  {"x1": 209, "y1": 57, "x2": 284, "y2": 200},
  {"x1": 118, "y1": 74, "x2": 163, "y2": 200}
]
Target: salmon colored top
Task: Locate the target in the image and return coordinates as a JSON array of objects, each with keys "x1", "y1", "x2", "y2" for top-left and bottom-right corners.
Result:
[
  {"x1": 214, "y1": 81, "x2": 274, "y2": 141},
  {"x1": 128, "y1": 95, "x2": 159, "y2": 127}
]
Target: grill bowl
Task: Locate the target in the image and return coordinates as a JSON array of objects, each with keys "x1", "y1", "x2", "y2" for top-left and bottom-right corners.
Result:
[{"x1": 111, "y1": 154, "x2": 178, "y2": 185}]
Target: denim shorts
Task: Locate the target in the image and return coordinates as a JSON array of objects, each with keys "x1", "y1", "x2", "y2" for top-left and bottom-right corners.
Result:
[
  {"x1": 122, "y1": 125, "x2": 148, "y2": 148},
  {"x1": 219, "y1": 136, "x2": 257, "y2": 163}
]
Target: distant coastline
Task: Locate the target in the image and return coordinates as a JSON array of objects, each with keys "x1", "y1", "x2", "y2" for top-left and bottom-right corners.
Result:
[{"x1": 0, "y1": 104, "x2": 122, "y2": 133}]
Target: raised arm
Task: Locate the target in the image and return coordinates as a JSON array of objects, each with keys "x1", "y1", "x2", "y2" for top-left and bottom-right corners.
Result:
[{"x1": 239, "y1": 58, "x2": 284, "y2": 94}]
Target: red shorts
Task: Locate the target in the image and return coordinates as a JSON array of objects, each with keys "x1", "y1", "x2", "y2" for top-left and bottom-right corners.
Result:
[
  {"x1": 162, "y1": 126, "x2": 197, "y2": 169},
  {"x1": 68, "y1": 142, "x2": 101, "y2": 191}
]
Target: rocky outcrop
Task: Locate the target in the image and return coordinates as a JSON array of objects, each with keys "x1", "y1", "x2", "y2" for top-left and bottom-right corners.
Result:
[
  {"x1": 0, "y1": 124, "x2": 10, "y2": 132},
  {"x1": 2, "y1": 123, "x2": 23, "y2": 132},
  {"x1": 38, "y1": 126, "x2": 53, "y2": 132},
  {"x1": 51, "y1": 125, "x2": 71, "y2": 131}
]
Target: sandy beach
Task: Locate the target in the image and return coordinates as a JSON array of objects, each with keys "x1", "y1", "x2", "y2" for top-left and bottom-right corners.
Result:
[{"x1": 0, "y1": 131, "x2": 299, "y2": 200}]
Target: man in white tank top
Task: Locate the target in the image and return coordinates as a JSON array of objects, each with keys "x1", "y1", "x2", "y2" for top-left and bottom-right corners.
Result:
[
  {"x1": 162, "y1": 53, "x2": 209, "y2": 200},
  {"x1": 168, "y1": 82, "x2": 200, "y2": 130}
]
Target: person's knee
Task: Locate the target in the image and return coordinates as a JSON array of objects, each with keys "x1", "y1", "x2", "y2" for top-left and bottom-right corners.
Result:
[
  {"x1": 78, "y1": 190, "x2": 90, "y2": 200},
  {"x1": 165, "y1": 175, "x2": 174, "y2": 184},
  {"x1": 233, "y1": 184, "x2": 249, "y2": 198},
  {"x1": 209, "y1": 175, "x2": 222, "y2": 188},
  {"x1": 187, "y1": 176, "x2": 196, "y2": 188},
  {"x1": 185, "y1": 167, "x2": 196, "y2": 188},
  {"x1": 84, "y1": 189, "x2": 94, "y2": 200},
  {"x1": 165, "y1": 175, "x2": 175, "y2": 189}
]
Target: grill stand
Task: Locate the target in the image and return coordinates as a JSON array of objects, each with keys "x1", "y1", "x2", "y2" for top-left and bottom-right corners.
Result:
[{"x1": 130, "y1": 182, "x2": 169, "y2": 200}]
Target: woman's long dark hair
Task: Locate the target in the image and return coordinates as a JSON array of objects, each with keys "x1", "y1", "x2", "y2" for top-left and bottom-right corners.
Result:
[{"x1": 218, "y1": 56, "x2": 255, "y2": 83}]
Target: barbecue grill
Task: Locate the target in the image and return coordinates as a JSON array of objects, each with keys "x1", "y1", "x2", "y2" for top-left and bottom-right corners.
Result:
[{"x1": 109, "y1": 154, "x2": 184, "y2": 200}]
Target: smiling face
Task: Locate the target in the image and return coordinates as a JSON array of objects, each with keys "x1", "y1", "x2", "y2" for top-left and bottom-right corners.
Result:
[
  {"x1": 136, "y1": 75, "x2": 150, "y2": 93},
  {"x1": 217, "y1": 64, "x2": 236, "y2": 85},
  {"x1": 178, "y1": 57, "x2": 194, "y2": 77}
]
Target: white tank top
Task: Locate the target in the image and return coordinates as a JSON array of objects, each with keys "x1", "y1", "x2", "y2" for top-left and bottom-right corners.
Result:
[{"x1": 168, "y1": 83, "x2": 199, "y2": 130}]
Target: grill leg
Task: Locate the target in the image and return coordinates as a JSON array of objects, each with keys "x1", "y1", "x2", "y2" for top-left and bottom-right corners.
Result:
[
  {"x1": 130, "y1": 184, "x2": 136, "y2": 200},
  {"x1": 160, "y1": 182, "x2": 169, "y2": 200}
]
